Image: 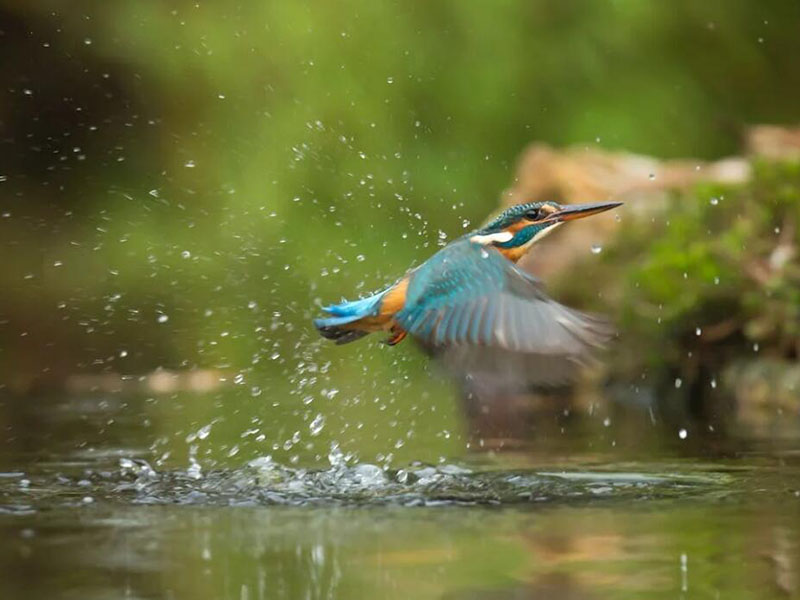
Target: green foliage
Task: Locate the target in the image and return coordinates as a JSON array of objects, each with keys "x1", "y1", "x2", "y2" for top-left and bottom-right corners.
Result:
[
  {"x1": 2, "y1": 0, "x2": 800, "y2": 381},
  {"x1": 565, "y1": 161, "x2": 800, "y2": 381}
]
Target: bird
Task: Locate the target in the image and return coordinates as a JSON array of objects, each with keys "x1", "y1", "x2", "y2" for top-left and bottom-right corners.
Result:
[{"x1": 314, "y1": 200, "x2": 622, "y2": 390}]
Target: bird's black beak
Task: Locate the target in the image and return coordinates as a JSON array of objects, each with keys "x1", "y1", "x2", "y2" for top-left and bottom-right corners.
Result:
[{"x1": 546, "y1": 201, "x2": 623, "y2": 223}]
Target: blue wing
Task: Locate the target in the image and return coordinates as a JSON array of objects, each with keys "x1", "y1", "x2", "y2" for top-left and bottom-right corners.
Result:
[{"x1": 396, "y1": 239, "x2": 613, "y2": 388}]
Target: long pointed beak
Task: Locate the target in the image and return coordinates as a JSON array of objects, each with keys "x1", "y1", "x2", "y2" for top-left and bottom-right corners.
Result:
[{"x1": 546, "y1": 201, "x2": 623, "y2": 222}]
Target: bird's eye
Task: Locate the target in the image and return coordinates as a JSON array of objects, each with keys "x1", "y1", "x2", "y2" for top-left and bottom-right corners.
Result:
[{"x1": 524, "y1": 208, "x2": 542, "y2": 221}]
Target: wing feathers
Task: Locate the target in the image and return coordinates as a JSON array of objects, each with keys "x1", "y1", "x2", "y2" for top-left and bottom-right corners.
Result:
[{"x1": 396, "y1": 239, "x2": 614, "y2": 390}]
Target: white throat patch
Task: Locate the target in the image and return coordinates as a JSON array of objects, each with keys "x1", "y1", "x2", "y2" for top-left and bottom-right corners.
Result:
[
  {"x1": 469, "y1": 231, "x2": 514, "y2": 245},
  {"x1": 470, "y1": 222, "x2": 563, "y2": 251}
]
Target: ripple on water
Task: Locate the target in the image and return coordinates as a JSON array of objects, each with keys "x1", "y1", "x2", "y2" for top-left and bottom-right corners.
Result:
[{"x1": 0, "y1": 456, "x2": 744, "y2": 510}]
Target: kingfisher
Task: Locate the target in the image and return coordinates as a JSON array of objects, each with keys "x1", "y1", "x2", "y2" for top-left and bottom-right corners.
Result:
[{"x1": 314, "y1": 200, "x2": 622, "y2": 389}]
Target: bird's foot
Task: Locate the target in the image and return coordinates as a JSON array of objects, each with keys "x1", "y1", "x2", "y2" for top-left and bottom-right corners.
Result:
[{"x1": 385, "y1": 327, "x2": 407, "y2": 346}]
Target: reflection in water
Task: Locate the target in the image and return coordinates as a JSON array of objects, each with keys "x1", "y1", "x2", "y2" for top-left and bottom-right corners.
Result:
[
  {"x1": 1, "y1": 500, "x2": 799, "y2": 600},
  {"x1": 1, "y1": 391, "x2": 800, "y2": 599}
]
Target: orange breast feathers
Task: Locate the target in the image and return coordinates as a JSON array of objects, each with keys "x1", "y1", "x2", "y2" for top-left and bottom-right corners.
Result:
[
  {"x1": 380, "y1": 275, "x2": 410, "y2": 316},
  {"x1": 498, "y1": 243, "x2": 527, "y2": 263}
]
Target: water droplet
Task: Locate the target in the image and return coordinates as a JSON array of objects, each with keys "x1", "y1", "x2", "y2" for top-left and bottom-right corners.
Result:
[
  {"x1": 710, "y1": 378, "x2": 717, "y2": 389},
  {"x1": 184, "y1": 160, "x2": 196, "y2": 168},
  {"x1": 119, "y1": 349, "x2": 128, "y2": 358},
  {"x1": 678, "y1": 428, "x2": 688, "y2": 440},
  {"x1": 197, "y1": 424, "x2": 212, "y2": 440},
  {"x1": 386, "y1": 76, "x2": 394, "y2": 84},
  {"x1": 603, "y1": 417, "x2": 611, "y2": 427},
  {"x1": 591, "y1": 244, "x2": 603, "y2": 255},
  {"x1": 181, "y1": 250, "x2": 191, "y2": 259},
  {"x1": 753, "y1": 343, "x2": 759, "y2": 352},
  {"x1": 328, "y1": 442, "x2": 345, "y2": 468},
  {"x1": 187, "y1": 459, "x2": 202, "y2": 480},
  {"x1": 709, "y1": 197, "x2": 719, "y2": 206},
  {"x1": 309, "y1": 414, "x2": 325, "y2": 436},
  {"x1": 250, "y1": 386, "x2": 262, "y2": 397},
  {"x1": 713, "y1": 276, "x2": 720, "y2": 285},
  {"x1": 675, "y1": 378, "x2": 683, "y2": 389},
  {"x1": 695, "y1": 327, "x2": 702, "y2": 336},
  {"x1": 83, "y1": 38, "x2": 92, "y2": 45},
  {"x1": 648, "y1": 173, "x2": 656, "y2": 181},
  {"x1": 157, "y1": 314, "x2": 169, "y2": 323}
]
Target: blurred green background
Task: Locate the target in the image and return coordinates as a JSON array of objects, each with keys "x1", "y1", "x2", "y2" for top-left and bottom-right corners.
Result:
[
  {"x1": 3, "y1": 4, "x2": 800, "y2": 600},
  {"x1": 2, "y1": 0, "x2": 800, "y2": 469}
]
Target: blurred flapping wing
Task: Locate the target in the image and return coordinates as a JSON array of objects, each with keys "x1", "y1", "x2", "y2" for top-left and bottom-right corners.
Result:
[{"x1": 396, "y1": 240, "x2": 613, "y2": 390}]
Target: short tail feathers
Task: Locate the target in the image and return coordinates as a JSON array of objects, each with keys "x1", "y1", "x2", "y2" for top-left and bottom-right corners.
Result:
[
  {"x1": 313, "y1": 292, "x2": 385, "y2": 345},
  {"x1": 320, "y1": 293, "x2": 384, "y2": 319}
]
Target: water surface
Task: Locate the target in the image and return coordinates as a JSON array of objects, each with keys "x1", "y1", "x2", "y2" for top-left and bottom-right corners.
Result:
[{"x1": 1, "y1": 392, "x2": 799, "y2": 600}]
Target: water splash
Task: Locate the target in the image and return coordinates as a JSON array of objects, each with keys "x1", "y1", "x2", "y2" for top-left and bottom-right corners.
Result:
[{"x1": 0, "y1": 456, "x2": 741, "y2": 511}]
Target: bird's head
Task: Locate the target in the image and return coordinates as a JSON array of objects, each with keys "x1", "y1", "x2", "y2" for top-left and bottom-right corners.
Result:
[{"x1": 469, "y1": 200, "x2": 623, "y2": 261}]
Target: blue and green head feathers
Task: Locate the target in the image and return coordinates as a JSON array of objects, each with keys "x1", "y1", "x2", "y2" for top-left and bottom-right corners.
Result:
[
  {"x1": 478, "y1": 201, "x2": 556, "y2": 233},
  {"x1": 469, "y1": 201, "x2": 564, "y2": 252},
  {"x1": 468, "y1": 200, "x2": 622, "y2": 254}
]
